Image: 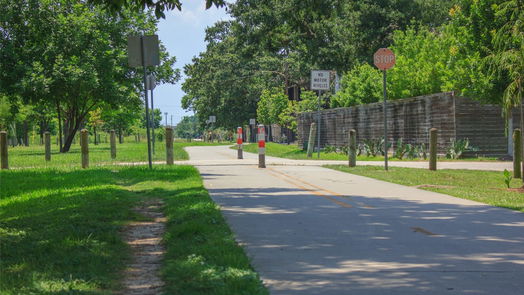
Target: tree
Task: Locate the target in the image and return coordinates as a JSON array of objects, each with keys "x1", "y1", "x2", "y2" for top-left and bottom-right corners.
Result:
[
  {"x1": 102, "y1": 105, "x2": 142, "y2": 143},
  {"x1": 331, "y1": 64, "x2": 382, "y2": 108},
  {"x1": 174, "y1": 115, "x2": 202, "y2": 139},
  {"x1": 0, "y1": 0, "x2": 180, "y2": 152},
  {"x1": 89, "y1": 0, "x2": 225, "y2": 18},
  {"x1": 87, "y1": 108, "x2": 104, "y2": 145},
  {"x1": 489, "y1": 0, "x2": 524, "y2": 117}
]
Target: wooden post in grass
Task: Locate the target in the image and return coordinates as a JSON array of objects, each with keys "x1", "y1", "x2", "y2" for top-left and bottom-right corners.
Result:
[
  {"x1": 44, "y1": 131, "x2": 51, "y2": 161},
  {"x1": 429, "y1": 128, "x2": 438, "y2": 171},
  {"x1": 1, "y1": 131, "x2": 8, "y2": 169},
  {"x1": 306, "y1": 122, "x2": 317, "y2": 158},
  {"x1": 349, "y1": 129, "x2": 357, "y2": 167},
  {"x1": 166, "y1": 127, "x2": 174, "y2": 165},
  {"x1": 110, "y1": 130, "x2": 116, "y2": 159},
  {"x1": 81, "y1": 129, "x2": 89, "y2": 168},
  {"x1": 513, "y1": 128, "x2": 521, "y2": 178}
]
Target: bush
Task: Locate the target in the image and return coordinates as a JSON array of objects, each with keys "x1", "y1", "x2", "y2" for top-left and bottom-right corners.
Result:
[{"x1": 446, "y1": 138, "x2": 478, "y2": 159}]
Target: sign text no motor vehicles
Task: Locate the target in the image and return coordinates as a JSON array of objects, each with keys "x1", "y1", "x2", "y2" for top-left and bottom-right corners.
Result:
[{"x1": 311, "y1": 70, "x2": 330, "y2": 90}]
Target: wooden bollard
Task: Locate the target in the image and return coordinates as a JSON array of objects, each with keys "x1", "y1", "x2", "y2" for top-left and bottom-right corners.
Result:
[
  {"x1": 1, "y1": 131, "x2": 8, "y2": 169},
  {"x1": 513, "y1": 128, "x2": 522, "y2": 178},
  {"x1": 44, "y1": 131, "x2": 51, "y2": 161},
  {"x1": 81, "y1": 129, "x2": 89, "y2": 168},
  {"x1": 166, "y1": 127, "x2": 174, "y2": 165},
  {"x1": 429, "y1": 128, "x2": 438, "y2": 171},
  {"x1": 306, "y1": 122, "x2": 317, "y2": 158},
  {"x1": 348, "y1": 129, "x2": 356, "y2": 167},
  {"x1": 110, "y1": 130, "x2": 116, "y2": 159}
]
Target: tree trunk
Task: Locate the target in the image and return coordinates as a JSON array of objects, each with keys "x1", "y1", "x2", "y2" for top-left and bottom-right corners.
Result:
[
  {"x1": 94, "y1": 126, "x2": 98, "y2": 145},
  {"x1": 23, "y1": 120, "x2": 29, "y2": 146},
  {"x1": 56, "y1": 102, "x2": 63, "y2": 152},
  {"x1": 118, "y1": 130, "x2": 123, "y2": 144},
  {"x1": 61, "y1": 110, "x2": 87, "y2": 152}
]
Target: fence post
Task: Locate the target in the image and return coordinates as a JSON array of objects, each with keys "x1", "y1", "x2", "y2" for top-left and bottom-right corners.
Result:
[
  {"x1": 237, "y1": 127, "x2": 243, "y2": 159},
  {"x1": 1, "y1": 131, "x2": 8, "y2": 169},
  {"x1": 81, "y1": 129, "x2": 89, "y2": 168},
  {"x1": 513, "y1": 128, "x2": 521, "y2": 178},
  {"x1": 306, "y1": 122, "x2": 317, "y2": 158},
  {"x1": 44, "y1": 131, "x2": 51, "y2": 161},
  {"x1": 429, "y1": 128, "x2": 438, "y2": 171},
  {"x1": 258, "y1": 124, "x2": 266, "y2": 168},
  {"x1": 166, "y1": 127, "x2": 174, "y2": 165},
  {"x1": 110, "y1": 130, "x2": 116, "y2": 159},
  {"x1": 349, "y1": 129, "x2": 357, "y2": 167}
]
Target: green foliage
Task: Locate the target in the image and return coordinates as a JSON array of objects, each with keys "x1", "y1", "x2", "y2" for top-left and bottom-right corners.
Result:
[
  {"x1": 394, "y1": 139, "x2": 409, "y2": 160},
  {"x1": 89, "y1": 0, "x2": 226, "y2": 19},
  {"x1": 182, "y1": 0, "x2": 453, "y2": 126},
  {"x1": 487, "y1": 0, "x2": 524, "y2": 119},
  {"x1": 0, "y1": 0, "x2": 179, "y2": 152},
  {"x1": 331, "y1": 64, "x2": 382, "y2": 108},
  {"x1": 446, "y1": 138, "x2": 479, "y2": 159},
  {"x1": 175, "y1": 116, "x2": 202, "y2": 139},
  {"x1": 256, "y1": 88, "x2": 288, "y2": 125},
  {"x1": 503, "y1": 169, "x2": 513, "y2": 188}
]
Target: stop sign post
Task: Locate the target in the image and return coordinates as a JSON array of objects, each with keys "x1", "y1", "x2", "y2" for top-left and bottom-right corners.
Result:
[{"x1": 374, "y1": 48, "x2": 396, "y2": 171}]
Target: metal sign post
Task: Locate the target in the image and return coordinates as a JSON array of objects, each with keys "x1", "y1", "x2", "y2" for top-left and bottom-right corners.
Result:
[
  {"x1": 249, "y1": 118, "x2": 256, "y2": 142},
  {"x1": 311, "y1": 70, "x2": 330, "y2": 158},
  {"x1": 209, "y1": 115, "x2": 216, "y2": 142},
  {"x1": 128, "y1": 35, "x2": 160, "y2": 169},
  {"x1": 373, "y1": 48, "x2": 396, "y2": 171},
  {"x1": 147, "y1": 74, "x2": 156, "y2": 154}
]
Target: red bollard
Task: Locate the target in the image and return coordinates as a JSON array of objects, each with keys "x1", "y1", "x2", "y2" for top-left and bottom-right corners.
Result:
[
  {"x1": 237, "y1": 127, "x2": 243, "y2": 159},
  {"x1": 258, "y1": 124, "x2": 266, "y2": 168}
]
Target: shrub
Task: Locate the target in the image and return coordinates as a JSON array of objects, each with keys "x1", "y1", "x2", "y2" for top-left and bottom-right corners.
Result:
[{"x1": 446, "y1": 138, "x2": 478, "y2": 159}]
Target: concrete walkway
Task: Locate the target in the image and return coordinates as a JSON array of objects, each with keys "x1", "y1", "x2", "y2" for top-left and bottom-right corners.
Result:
[
  {"x1": 187, "y1": 145, "x2": 524, "y2": 295},
  {"x1": 174, "y1": 145, "x2": 513, "y2": 171}
]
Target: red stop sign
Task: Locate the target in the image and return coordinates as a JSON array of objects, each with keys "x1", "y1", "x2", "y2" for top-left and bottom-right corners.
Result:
[{"x1": 374, "y1": 48, "x2": 396, "y2": 70}]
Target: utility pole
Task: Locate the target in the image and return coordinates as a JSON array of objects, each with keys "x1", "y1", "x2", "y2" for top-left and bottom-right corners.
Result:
[{"x1": 165, "y1": 112, "x2": 168, "y2": 127}]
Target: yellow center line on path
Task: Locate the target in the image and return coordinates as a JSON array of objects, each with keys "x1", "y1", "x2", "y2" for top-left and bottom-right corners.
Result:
[
  {"x1": 267, "y1": 167, "x2": 374, "y2": 209},
  {"x1": 265, "y1": 169, "x2": 353, "y2": 208}
]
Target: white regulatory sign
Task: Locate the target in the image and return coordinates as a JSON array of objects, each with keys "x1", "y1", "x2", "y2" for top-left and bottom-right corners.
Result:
[
  {"x1": 249, "y1": 119, "x2": 256, "y2": 125},
  {"x1": 310, "y1": 70, "x2": 331, "y2": 90},
  {"x1": 209, "y1": 116, "x2": 216, "y2": 123}
]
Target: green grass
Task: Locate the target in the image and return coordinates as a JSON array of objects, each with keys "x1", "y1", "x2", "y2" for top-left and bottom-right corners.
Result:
[
  {"x1": 6, "y1": 140, "x2": 231, "y2": 168},
  {"x1": 240, "y1": 142, "x2": 499, "y2": 161},
  {"x1": 0, "y1": 166, "x2": 267, "y2": 294},
  {"x1": 326, "y1": 165, "x2": 524, "y2": 212}
]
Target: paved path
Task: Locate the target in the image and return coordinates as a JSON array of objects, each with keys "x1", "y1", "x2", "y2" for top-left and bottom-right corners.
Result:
[
  {"x1": 174, "y1": 145, "x2": 513, "y2": 171},
  {"x1": 186, "y1": 146, "x2": 523, "y2": 295}
]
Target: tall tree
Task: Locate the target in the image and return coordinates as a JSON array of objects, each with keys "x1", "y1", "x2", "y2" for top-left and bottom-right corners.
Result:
[{"x1": 0, "y1": 0, "x2": 180, "y2": 152}]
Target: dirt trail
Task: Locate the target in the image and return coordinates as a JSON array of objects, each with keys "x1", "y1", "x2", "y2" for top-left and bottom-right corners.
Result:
[{"x1": 120, "y1": 199, "x2": 166, "y2": 295}]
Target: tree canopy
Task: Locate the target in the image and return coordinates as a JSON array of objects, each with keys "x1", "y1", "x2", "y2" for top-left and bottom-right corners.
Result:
[
  {"x1": 182, "y1": 0, "x2": 454, "y2": 128},
  {"x1": 89, "y1": 0, "x2": 225, "y2": 18},
  {"x1": 0, "y1": 0, "x2": 180, "y2": 150}
]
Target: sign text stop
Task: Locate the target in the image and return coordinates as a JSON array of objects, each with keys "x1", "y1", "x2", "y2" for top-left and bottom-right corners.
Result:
[{"x1": 374, "y1": 48, "x2": 396, "y2": 70}]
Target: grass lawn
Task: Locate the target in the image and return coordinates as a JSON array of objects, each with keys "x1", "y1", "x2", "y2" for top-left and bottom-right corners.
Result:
[
  {"x1": 240, "y1": 142, "x2": 499, "y2": 161},
  {"x1": 326, "y1": 165, "x2": 524, "y2": 212},
  {"x1": 6, "y1": 140, "x2": 231, "y2": 169},
  {"x1": 0, "y1": 166, "x2": 267, "y2": 294}
]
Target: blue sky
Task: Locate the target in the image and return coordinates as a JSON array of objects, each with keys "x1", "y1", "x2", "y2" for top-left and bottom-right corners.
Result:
[{"x1": 155, "y1": 1, "x2": 230, "y2": 126}]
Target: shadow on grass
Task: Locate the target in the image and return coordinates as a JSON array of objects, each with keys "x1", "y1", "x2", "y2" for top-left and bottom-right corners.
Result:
[{"x1": 0, "y1": 166, "x2": 196, "y2": 294}]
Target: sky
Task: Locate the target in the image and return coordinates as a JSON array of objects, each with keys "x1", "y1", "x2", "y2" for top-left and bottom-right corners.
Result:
[{"x1": 154, "y1": 1, "x2": 230, "y2": 126}]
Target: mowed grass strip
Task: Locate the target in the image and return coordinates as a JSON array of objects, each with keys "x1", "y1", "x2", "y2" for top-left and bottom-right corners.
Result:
[
  {"x1": 0, "y1": 165, "x2": 267, "y2": 294},
  {"x1": 325, "y1": 165, "x2": 524, "y2": 212},
  {"x1": 240, "y1": 142, "x2": 498, "y2": 161},
  {"x1": 7, "y1": 141, "x2": 230, "y2": 168}
]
